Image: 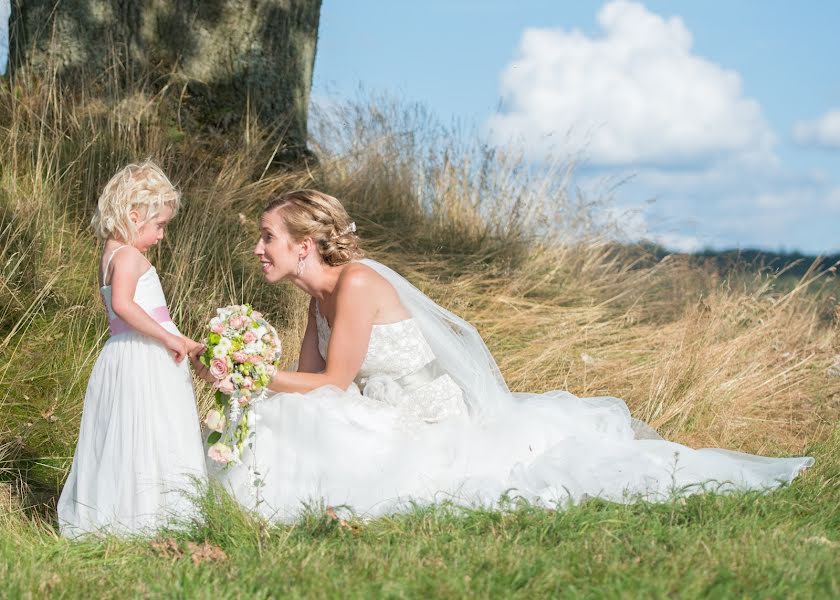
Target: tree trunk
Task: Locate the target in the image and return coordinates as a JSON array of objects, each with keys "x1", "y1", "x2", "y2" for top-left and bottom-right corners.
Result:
[{"x1": 9, "y1": 0, "x2": 322, "y2": 156}]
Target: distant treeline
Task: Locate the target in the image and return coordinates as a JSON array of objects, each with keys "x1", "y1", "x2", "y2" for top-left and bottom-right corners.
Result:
[{"x1": 643, "y1": 244, "x2": 840, "y2": 278}]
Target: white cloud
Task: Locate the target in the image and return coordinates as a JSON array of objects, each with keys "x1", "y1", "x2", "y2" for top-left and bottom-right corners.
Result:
[
  {"x1": 793, "y1": 109, "x2": 840, "y2": 149},
  {"x1": 616, "y1": 167, "x2": 840, "y2": 253},
  {"x1": 652, "y1": 232, "x2": 704, "y2": 253},
  {"x1": 487, "y1": 0, "x2": 775, "y2": 167},
  {"x1": 597, "y1": 201, "x2": 704, "y2": 252}
]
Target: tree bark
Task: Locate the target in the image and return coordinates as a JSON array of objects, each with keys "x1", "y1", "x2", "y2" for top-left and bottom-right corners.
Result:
[{"x1": 9, "y1": 0, "x2": 322, "y2": 156}]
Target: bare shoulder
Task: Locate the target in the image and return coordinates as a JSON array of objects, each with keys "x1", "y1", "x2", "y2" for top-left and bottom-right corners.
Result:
[
  {"x1": 109, "y1": 245, "x2": 151, "y2": 276},
  {"x1": 335, "y1": 262, "x2": 407, "y2": 322},
  {"x1": 336, "y1": 262, "x2": 391, "y2": 293}
]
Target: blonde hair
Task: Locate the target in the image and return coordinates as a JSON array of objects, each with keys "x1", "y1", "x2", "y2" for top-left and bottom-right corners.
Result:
[
  {"x1": 91, "y1": 160, "x2": 181, "y2": 242},
  {"x1": 264, "y1": 189, "x2": 363, "y2": 266}
]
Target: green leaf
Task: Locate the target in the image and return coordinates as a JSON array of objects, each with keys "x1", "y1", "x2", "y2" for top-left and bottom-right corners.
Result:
[
  {"x1": 215, "y1": 390, "x2": 227, "y2": 405},
  {"x1": 207, "y1": 431, "x2": 221, "y2": 444}
]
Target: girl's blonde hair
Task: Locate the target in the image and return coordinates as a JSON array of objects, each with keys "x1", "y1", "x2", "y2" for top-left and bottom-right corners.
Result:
[
  {"x1": 264, "y1": 189, "x2": 363, "y2": 266},
  {"x1": 91, "y1": 160, "x2": 181, "y2": 242}
]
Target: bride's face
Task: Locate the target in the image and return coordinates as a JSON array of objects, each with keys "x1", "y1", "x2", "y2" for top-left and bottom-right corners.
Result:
[{"x1": 254, "y1": 209, "x2": 300, "y2": 283}]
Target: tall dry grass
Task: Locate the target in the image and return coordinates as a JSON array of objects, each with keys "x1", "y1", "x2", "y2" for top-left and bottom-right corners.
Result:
[{"x1": 0, "y1": 63, "x2": 838, "y2": 515}]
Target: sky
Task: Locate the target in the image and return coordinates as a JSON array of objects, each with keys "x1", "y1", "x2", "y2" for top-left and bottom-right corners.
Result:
[
  {"x1": 313, "y1": 0, "x2": 840, "y2": 254},
  {"x1": 2, "y1": 1, "x2": 838, "y2": 253},
  {"x1": 0, "y1": 1, "x2": 7, "y2": 75}
]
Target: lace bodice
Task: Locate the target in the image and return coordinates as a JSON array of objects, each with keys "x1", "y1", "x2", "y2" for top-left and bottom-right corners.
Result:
[{"x1": 314, "y1": 301, "x2": 466, "y2": 423}]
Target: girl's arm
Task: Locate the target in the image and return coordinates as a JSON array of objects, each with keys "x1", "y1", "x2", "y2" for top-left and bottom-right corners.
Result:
[
  {"x1": 109, "y1": 248, "x2": 187, "y2": 362},
  {"x1": 296, "y1": 298, "x2": 327, "y2": 373},
  {"x1": 267, "y1": 269, "x2": 375, "y2": 393}
]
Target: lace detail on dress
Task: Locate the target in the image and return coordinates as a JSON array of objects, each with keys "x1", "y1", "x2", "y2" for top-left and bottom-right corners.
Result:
[{"x1": 314, "y1": 300, "x2": 467, "y2": 423}]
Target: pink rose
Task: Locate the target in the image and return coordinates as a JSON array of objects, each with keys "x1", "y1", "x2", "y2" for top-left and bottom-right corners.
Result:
[
  {"x1": 238, "y1": 391, "x2": 252, "y2": 406},
  {"x1": 232, "y1": 351, "x2": 248, "y2": 364},
  {"x1": 216, "y1": 376, "x2": 235, "y2": 395},
  {"x1": 251, "y1": 311, "x2": 263, "y2": 320},
  {"x1": 241, "y1": 376, "x2": 254, "y2": 390},
  {"x1": 211, "y1": 323, "x2": 225, "y2": 334},
  {"x1": 209, "y1": 358, "x2": 229, "y2": 380},
  {"x1": 243, "y1": 331, "x2": 256, "y2": 344},
  {"x1": 207, "y1": 443, "x2": 234, "y2": 465},
  {"x1": 250, "y1": 354, "x2": 264, "y2": 364},
  {"x1": 229, "y1": 316, "x2": 245, "y2": 329}
]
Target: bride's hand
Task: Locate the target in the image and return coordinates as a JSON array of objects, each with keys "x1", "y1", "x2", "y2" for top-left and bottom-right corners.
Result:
[{"x1": 187, "y1": 344, "x2": 214, "y2": 383}]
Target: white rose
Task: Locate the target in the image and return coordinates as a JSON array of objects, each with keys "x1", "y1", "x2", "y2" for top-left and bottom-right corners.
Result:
[{"x1": 204, "y1": 409, "x2": 226, "y2": 433}]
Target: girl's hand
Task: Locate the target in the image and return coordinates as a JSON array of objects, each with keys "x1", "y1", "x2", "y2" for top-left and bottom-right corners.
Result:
[
  {"x1": 164, "y1": 334, "x2": 188, "y2": 363},
  {"x1": 182, "y1": 336, "x2": 205, "y2": 355},
  {"x1": 188, "y1": 344, "x2": 214, "y2": 383}
]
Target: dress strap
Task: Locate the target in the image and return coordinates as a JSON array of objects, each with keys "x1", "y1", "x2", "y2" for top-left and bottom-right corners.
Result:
[{"x1": 103, "y1": 245, "x2": 128, "y2": 286}]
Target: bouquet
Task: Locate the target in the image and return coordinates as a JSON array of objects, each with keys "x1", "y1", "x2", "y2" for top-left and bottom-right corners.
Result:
[{"x1": 199, "y1": 304, "x2": 282, "y2": 466}]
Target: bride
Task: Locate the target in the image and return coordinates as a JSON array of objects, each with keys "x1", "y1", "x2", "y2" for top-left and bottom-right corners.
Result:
[{"x1": 190, "y1": 189, "x2": 813, "y2": 521}]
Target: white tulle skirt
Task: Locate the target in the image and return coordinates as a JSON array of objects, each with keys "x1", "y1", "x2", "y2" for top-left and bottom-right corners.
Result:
[
  {"x1": 58, "y1": 324, "x2": 208, "y2": 538},
  {"x1": 212, "y1": 384, "x2": 813, "y2": 522}
]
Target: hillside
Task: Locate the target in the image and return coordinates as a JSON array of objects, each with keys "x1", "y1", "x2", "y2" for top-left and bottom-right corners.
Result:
[{"x1": 1, "y1": 69, "x2": 838, "y2": 597}]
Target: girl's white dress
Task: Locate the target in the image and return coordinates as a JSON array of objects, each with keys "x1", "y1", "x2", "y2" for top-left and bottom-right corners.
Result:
[
  {"x1": 213, "y1": 260, "x2": 814, "y2": 522},
  {"x1": 57, "y1": 250, "x2": 207, "y2": 537}
]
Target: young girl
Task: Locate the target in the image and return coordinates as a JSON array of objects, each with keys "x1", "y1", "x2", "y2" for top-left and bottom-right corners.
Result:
[{"x1": 57, "y1": 160, "x2": 208, "y2": 537}]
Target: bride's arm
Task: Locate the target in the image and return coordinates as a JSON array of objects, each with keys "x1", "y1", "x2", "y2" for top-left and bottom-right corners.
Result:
[
  {"x1": 296, "y1": 298, "x2": 326, "y2": 373},
  {"x1": 267, "y1": 269, "x2": 375, "y2": 394}
]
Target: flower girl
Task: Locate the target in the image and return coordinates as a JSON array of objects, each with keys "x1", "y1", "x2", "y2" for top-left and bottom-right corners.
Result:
[{"x1": 57, "y1": 161, "x2": 207, "y2": 537}]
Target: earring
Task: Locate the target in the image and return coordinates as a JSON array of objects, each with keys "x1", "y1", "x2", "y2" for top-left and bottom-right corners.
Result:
[{"x1": 296, "y1": 257, "x2": 305, "y2": 276}]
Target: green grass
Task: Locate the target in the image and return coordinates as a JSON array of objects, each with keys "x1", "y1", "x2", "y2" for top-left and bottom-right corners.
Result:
[{"x1": 2, "y1": 431, "x2": 838, "y2": 598}]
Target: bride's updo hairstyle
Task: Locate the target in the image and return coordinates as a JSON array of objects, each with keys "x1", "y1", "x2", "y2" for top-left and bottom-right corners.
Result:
[
  {"x1": 264, "y1": 189, "x2": 363, "y2": 266},
  {"x1": 91, "y1": 160, "x2": 181, "y2": 242}
]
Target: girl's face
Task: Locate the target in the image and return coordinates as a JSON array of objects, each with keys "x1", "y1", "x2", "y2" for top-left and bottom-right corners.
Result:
[
  {"x1": 133, "y1": 205, "x2": 174, "y2": 253},
  {"x1": 254, "y1": 209, "x2": 302, "y2": 283}
]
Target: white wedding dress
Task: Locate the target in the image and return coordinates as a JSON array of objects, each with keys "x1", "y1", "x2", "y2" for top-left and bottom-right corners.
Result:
[
  {"x1": 58, "y1": 249, "x2": 207, "y2": 537},
  {"x1": 213, "y1": 260, "x2": 813, "y2": 521}
]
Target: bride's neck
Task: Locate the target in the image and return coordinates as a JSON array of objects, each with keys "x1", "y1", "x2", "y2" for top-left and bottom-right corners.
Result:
[{"x1": 294, "y1": 261, "x2": 344, "y2": 301}]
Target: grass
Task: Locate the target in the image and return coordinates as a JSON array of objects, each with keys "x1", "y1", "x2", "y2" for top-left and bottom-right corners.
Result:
[
  {"x1": 0, "y1": 61, "x2": 838, "y2": 598},
  {"x1": 2, "y1": 450, "x2": 839, "y2": 598}
]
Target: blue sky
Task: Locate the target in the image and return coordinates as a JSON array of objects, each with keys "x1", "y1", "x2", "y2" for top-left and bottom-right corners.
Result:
[
  {"x1": 314, "y1": 1, "x2": 840, "y2": 253},
  {"x1": 3, "y1": 1, "x2": 838, "y2": 253},
  {"x1": 0, "y1": 1, "x2": 7, "y2": 75}
]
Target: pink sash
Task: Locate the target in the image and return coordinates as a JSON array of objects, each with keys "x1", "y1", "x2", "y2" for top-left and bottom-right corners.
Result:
[{"x1": 109, "y1": 306, "x2": 172, "y2": 335}]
